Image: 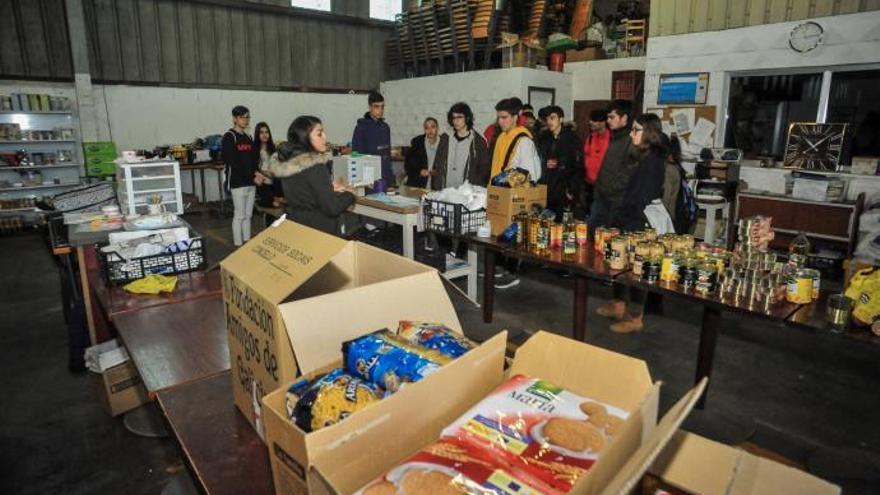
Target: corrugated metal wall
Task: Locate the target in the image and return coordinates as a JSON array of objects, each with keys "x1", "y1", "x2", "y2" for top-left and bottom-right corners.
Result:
[
  {"x1": 0, "y1": 0, "x2": 73, "y2": 80},
  {"x1": 649, "y1": 0, "x2": 880, "y2": 37},
  {"x1": 0, "y1": 0, "x2": 392, "y2": 91}
]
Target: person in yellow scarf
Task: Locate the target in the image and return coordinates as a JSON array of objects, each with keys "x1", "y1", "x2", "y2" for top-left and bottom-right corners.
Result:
[
  {"x1": 490, "y1": 98, "x2": 542, "y2": 182},
  {"x1": 491, "y1": 98, "x2": 543, "y2": 290}
]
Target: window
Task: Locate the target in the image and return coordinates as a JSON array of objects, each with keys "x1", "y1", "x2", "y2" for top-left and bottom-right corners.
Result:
[
  {"x1": 725, "y1": 73, "x2": 823, "y2": 160},
  {"x1": 371, "y1": 0, "x2": 403, "y2": 21},
  {"x1": 291, "y1": 0, "x2": 330, "y2": 11},
  {"x1": 827, "y1": 70, "x2": 880, "y2": 166}
]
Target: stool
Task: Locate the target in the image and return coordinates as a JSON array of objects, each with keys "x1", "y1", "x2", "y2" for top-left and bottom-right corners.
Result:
[{"x1": 697, "y1": 199, "x2": 728, "y2": 245}]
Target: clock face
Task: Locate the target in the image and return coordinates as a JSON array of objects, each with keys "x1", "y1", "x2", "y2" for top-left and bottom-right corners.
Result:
[
  {"x1": 789, "y1": 21, "x2": 824, "y2": 53},
  {"x1": 784, "y1": 123, "x2": 847, "y2": 170}
]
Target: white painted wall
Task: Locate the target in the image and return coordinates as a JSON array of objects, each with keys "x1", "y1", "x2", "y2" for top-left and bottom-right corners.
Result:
[
  {"x1": 380, "y1": 68, "x2": 572, "y2": 146},
  {"x1": 644, "y1": 10, "x2": 880, "y2": 146},
  {"x1": 565, "y1": 57, "x2": 647, "y2": 101}
]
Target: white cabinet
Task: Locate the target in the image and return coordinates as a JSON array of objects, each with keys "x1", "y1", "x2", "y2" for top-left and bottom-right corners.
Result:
[{"x1": 116, "y1": 160, "x2": 184, "y2": 216}]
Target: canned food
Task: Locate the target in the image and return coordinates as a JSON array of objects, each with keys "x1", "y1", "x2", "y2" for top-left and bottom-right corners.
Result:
[
  {"x1": 632, "y1": 241, "x2": 651, "y2": 277},
  {"x1": 805, "y1": 268, "x2": 821, "y2": 300},
  {"x1": 648, "y1": 242, "x2": 665, "y2": 258},
  {"x1": 660, "y1": 234, "x2": 676, "y2": 253},
  {"x1": 575, "y1": 221, "x2": 588, "y2": 245},
  {"x1": 609, "y1": 236, "x2": 628, "y2": 270},
  {"x1": 786, "y1": 269, "x2": 813, "y2": 303},
  {"x1": 643, "y1": 228, "x2": 657, "y2": 241},
  {"x1": 528, "y1": 216, "x2": 539, "y2": 250},
  {"x1": 550, "y1": 223, "x2": 563, "y2": 248},
  {"x1": 643, "y1": 257, "x2": 661, "y2": 283},
  {"x1": 593, "y1": 227, "x2": 606, "y2": 253},
  {"x1": 660, "y1": 255, "x2": 680, "y2": 283},
  {"x1": 696, "y1": 263, "x2": 718, "y2": 294},
  {"x1": 563, "y1": 226, "x2": 577, "y2": 255},
  {"x1": 680, "y1": 261, "x2": 698, "y2": 290}
]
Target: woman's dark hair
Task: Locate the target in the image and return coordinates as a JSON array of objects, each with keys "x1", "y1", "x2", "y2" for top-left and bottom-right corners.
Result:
[
  {"x1": 447, "y1": 102, "x2": 474, "y2": 130},
  {"x1": 254, "y1": 122, "x2": 276, "y2": 155},
  {"x1": 634, "y1": 113, "x2": 666, "y2": 157},
  {"x1": 666, "y1": 134, "x2": 682, "y2": 165},
  {"x1": 276, "y1": 115, "x2": 322, "y2": 161}
]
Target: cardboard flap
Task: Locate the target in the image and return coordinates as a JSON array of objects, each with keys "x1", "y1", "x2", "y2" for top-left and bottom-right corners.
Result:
[
  {"x1": 509, "y1": 331, "x2": 652, "y2": 411},
  {"x1": 730, "y1": 454, "x2": 841, "y2": 495},
  {"x1": 279, "y1": 272, "x2": 462, "y2": 376},
  {"x1": 650, "y1": 432, "x2": 841, "y2": 495},
  {"x1": 220, "y1": 220, "x2": 348, "y2": 304},
  {"x1": 590, "y1": 378, "x2": 708, "y2": 495}
]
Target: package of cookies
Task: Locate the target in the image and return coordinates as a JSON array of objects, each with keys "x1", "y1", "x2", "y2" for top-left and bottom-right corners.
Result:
[
  {"x1": 343, "y1": 330, "x2": 450, "y2": 393},
  {"x1": 441, "y1": 374, "x2": 629, "y2": 492},
  {"x1": 399, "y1": 320, "x2": 474, "y2": 358},
  {"x1": 286, "y1": 368, "x2": 382, "y2": 432},
  {"x1": 354, "y1": 436, "x2": 556, "y2": 495}
]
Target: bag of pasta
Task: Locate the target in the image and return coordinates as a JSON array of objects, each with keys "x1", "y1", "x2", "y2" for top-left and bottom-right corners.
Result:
[{"x1": 844, "y1": 267, "x2": 880, "y2": 325}]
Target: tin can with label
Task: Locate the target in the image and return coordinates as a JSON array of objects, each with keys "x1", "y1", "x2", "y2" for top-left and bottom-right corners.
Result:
[
  {"x1": 679, "y1": 259, "x2": 698, "y2": 290},
  {"x1": 528, "y1": 216, "x2": 540, "y2": 251},
  {"x1": 696, "y1": 263, "x2": 718, "y2": 294},
  {"x1": 550, "y1": 222, "x2": 563, "y2": 248},
  {"x1": 632, "y1": 241, "x2": 651, "y2": 277},
  {"x1": 649, "y1": 242, "x2": 665, "y2": 259},
  {"x1": 603, "y1": 228, "x2": 620, "y2": 257},
  {"x1": 785, "y1": 269, "x2": 813, "y2": 303},
  {"x1": 563, "y1": 223, "x2": 577, "y2": 256},
  {"x1": 660, "y1": 255, "x2": 680, "y2": 283},
  {"x1": 609, "y1": 236, "x2": 628, "y2": 270},
  {"x1": 643, "y1": 256, "x2": 661, "y2": 283},
  {"x1": 805, "y1": 268, "x2": 821, "y2": 300},
  {"x1": 575, "y1": 221, "x2": 588, "y2": 245},
  {"x1": 643, "y1": 228, "x2": 657, "y2": 241},
  {"x1": 594, "y1": 227, "x2": 606, "y2": 253}
]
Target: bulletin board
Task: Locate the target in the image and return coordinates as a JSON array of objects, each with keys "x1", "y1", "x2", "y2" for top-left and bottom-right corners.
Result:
[{"x1": 646, "y1": 105, "x2": 717, "y2": 159}]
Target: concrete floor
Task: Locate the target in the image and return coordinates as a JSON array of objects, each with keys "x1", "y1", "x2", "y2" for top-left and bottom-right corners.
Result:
[{"x1": 1, "y1": 211, "x2": 879, "y2": 494}]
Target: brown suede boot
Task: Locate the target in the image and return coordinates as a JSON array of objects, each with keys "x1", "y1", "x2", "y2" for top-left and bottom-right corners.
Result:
[
  {"x1": 610, "y1": 316, "x2": 644, "y2": 334},
  {"x1": 596, "y1": 299, "x2": 626, "y2": 319}
]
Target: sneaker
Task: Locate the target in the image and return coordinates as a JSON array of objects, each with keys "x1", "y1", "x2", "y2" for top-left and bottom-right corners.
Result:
[{"x1": 495, "y1": 276, "x2": 520, "y2": 289}]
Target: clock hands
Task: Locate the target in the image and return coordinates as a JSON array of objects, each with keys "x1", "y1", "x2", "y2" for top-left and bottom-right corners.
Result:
[{"x1": 802, "y1": 132, "x2": 835, "y2": 152}]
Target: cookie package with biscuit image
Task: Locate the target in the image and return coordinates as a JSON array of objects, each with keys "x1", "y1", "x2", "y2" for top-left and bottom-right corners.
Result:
[
  {"x1": 286, "y1": 368, "x2": 382, "y2": 432},
  {"x1": 342, "y1": 330, "x2": 450, "y2": 394},
  {"x1": 441, "y1": 374, "x2": 630, "y2": 493},
  {"x1": 353, "y1": 436, "x2": 558, "y2": 495},
  {"x1": 399, "y1": 320, "x2": 475, "y2": 358}
]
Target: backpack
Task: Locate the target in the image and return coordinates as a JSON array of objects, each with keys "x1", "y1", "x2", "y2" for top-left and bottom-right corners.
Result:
[{"x1": 673, "y1": 165, "x2": 697, "y2": 234}]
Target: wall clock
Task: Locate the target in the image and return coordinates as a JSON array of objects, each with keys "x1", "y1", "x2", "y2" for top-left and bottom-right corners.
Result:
[
  {"x1": 789, "y1": 21, "x2": 824, "y2": 53},
  {"x1": 783, "y1": 123, "x2": 847, "y2": 170}
]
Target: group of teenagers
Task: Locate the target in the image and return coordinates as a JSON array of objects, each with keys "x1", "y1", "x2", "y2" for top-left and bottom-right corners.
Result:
[{"x1": 222, "y1": 92, "x2": 688, "y2": 334}]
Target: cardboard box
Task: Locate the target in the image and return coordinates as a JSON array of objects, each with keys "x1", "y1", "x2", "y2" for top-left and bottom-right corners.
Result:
[
  {"x1": 262, "y1": 331, "x2": 507, "y2": 495},
  {"x1": 221, "y1": 220, "x2": 461, "y2": 437},
  {"x1": 566, "y1": 47, "x2": 604, "y2": 63},
  {"x1": 306, "y1": 331, "x2": 706, "y2": 495},
  {"x1": 86, "y1": 340, "x2": 149, "y2": 417},
  {"x1": 646, "y1": 431, "x2": 840, "y2": 494},
  {"x1": 486, "y1": 184, "x2": 547, "y2": 235}
]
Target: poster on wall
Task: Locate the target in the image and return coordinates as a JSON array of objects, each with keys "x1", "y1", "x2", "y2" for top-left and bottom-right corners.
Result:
[{"x1": 658, "y1": 73, "x2": 710, "y2": 105}]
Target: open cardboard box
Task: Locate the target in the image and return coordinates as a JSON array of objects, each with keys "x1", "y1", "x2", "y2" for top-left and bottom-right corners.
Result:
[
  {"x1": 221, "y1": 220, "x2": 461, "y2": 437},
  {"x1": 262, "y1": 330, "x2": 508, "y2": 494},
  {"x1": 487, "y1": 184, "x2": 547, "y2": 236},
  {"x1": 305, "y1": 331, "x2": 707, "y2": 494},
  {"x1": 644, "y1": 431, "x2": 840, "y2": 495}
]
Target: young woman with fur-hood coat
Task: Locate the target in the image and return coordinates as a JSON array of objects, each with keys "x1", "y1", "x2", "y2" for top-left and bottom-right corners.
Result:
[{"x1": 268, "y1": 116, "x2": 355, "y2": 236}]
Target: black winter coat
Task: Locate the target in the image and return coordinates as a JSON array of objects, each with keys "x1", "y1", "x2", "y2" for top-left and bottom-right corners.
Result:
[
  {"x1": 404, "y1": 133, "x2": 448, "y2": 189},
  {"x1": 268, "y1": 150, "x2": 355, "y2": 236},
  {"x1": 536, "y1": 126, "x2": 582, "y2": 214},
  {"x1": 612, "y1": 150, "x2": 665, "y2": 232}
]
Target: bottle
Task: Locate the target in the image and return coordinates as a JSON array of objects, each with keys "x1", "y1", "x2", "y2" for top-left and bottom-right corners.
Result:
[
  {"x1": 788, "y1": 232, "x2": 811, "y2": 268},
  {"x1": 537, "y1": 218, "x2": 550, "y2": 256},
  {"x1": 563, "y1": 219, "x2": 577, "y2": 256}
]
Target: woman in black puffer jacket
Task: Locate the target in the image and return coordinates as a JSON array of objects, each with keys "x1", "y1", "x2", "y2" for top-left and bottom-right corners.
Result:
[{"x1": 268, "y1": 116, "x2": 355, "y2": 236}]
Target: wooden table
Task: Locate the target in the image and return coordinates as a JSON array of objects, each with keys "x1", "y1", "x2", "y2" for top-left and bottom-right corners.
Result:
[
  {"x1": 88, "y1": 267, "x2": 222, "y2": 322},
  {"x1": 114, "y1": 297, "x2": 229, "y2": 399},
  {"x1": 353, "y1": 192, "x2": 423, "y2": 259},
  {"x1": 786, "y1": 292, "x2": 880, "y2": 344},
  {"x1": 157, "y1": 371, "x2": 274, "y2": 495},
  {"x1": 467, "y1": 235, "x2": 626, "y2": 343}
]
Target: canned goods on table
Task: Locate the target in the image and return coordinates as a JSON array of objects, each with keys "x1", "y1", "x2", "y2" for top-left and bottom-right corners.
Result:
[
  {"x1": 609, "y1": 236, "x2": 629, "y2": 270},
  {"x1": 695, "y1": 263, "x2": 718, "y2": 294},
  {"x1": 643, "y1": 256, "x2": 661, "y2": 283},
  {"x1": 660, "y1": 255, "x2": 680, "y2": 283},
  {"x1": 785, "y1": 269, "x2": 813, "y2": 304}
]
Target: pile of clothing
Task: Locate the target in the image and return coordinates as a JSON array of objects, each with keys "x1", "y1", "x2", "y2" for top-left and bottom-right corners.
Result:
[{"x1": 425, "y1": 182, "x2": 487, "y2": 211}]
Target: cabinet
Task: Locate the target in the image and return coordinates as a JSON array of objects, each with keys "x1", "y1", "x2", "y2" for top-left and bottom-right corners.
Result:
[
  {"x1": 116, "y1": 160, "x2": 184, "y2": 216},
  {"x1": 0, "y1": 108, "x2": 84, "y2": 226}
]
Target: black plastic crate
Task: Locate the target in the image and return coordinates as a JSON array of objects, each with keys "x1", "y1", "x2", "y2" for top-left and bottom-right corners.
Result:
[
  {"x1": 100, "y1": 237, "x2": 206, "y2": 285},
  {"x1": 423, "y1": 199, "x2": 486, "y2": 235}
]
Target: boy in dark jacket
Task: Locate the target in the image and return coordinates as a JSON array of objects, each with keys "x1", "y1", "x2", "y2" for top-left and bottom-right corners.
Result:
[
  {"x1": 592, "y1": 100, "x2": 638, "y2": 229},
  {"x1": 536, "y1": 105, "x2": 582, "y2": 217},
  {"x1": 352, "y1": 91, "x2": 393, "y2": 183},
  {"x1": 405, "y1": 117, "x2": 448, "y2": 189},
  {"x1": 222, "y1": 105, "x2": 259, "y2": 246}
]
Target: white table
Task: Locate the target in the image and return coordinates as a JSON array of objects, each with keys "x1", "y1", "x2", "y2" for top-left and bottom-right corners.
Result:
[{"x1": 351, "y1": 194, "x2": 479, "y2": 305}]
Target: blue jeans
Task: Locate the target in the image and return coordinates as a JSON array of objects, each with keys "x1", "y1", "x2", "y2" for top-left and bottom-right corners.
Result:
[{"x1": 589, "y1": 198, "x2": 611, "y2": 233}]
